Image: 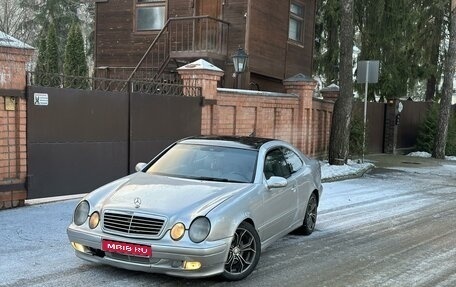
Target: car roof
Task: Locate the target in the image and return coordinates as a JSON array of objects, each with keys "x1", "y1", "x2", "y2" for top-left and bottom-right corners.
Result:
[{"x1": 179, "y1": 135, "x2": 275, "y2": 150}]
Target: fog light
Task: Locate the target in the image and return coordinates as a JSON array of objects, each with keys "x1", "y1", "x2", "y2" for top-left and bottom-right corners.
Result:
[
  {"x1": 184, "y1": 261, "x2": 201, "y2": 270},
  {"x1": 71, "y1": 242, "x2": 88, "y2": 253},
  {"x1": 170, "y1": 223, "x2": 185, "y2": 241},
  {"x1": 89, "y1": 212, "x2": 100, "y2": 229}
]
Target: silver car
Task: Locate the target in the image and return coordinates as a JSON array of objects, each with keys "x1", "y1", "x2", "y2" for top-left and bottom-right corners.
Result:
[{"x1": 67, "y1": 136, "x2": 322, "y2": 280}]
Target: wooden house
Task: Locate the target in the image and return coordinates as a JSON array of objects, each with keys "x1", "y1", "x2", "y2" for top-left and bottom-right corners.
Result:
[{"x1": 93, "y1": 0, "x2": 316, "y2": 92}]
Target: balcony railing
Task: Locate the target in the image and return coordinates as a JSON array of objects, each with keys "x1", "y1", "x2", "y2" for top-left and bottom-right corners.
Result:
[{"x1": 126, "y1": 16, "x2": 229, "y2": 82}]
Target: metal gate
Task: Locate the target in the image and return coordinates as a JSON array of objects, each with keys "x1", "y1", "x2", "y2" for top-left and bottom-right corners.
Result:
[
  {"x1": 353, "y1": 102, "x2": 386, "y2": 153},
  {"x1": 27, "y1": 85, "x2": 201, "y2": 199}
]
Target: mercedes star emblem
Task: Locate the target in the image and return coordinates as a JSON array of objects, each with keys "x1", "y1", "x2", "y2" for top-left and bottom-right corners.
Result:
[{"x1": 134, "y1": 197, "x2": 142, "y2": 208}]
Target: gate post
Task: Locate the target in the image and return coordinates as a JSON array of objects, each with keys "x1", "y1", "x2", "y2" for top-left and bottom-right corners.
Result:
[
  {"x1": 283, "y1": 74, "x2": 318, "y2": 155},
  {"x1": 177, "y1": 59, "x2": 224, "y2": 135},
  {"x1": 0, "y1": 39, "x2": 34, "y2": 209},
  {"x1": 383, "y1": 99, "x2": 401, "y2": 154}
]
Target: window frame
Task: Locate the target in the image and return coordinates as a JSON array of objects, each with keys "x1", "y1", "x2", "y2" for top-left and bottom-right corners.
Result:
[
  {"x1": 281, "y1": 147, "x2": 303, "y2": 174},
  {"x1": 263, "y1": 149, "x2": 292, "y2": 180},
  {"x1": 134, "y1": 0, "x2": 167, "y2": 33},
  {"x1": 288, "y1": 1, "x2": 305, "y2": 45}
]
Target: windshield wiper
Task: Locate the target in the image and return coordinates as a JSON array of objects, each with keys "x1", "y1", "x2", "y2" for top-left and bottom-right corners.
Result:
[
  {"x1": 192, "y1": 176, "x2": 229, "y2": 182},
  {"x1": 189, "y1": 176, "x2": 246, "y2": 183}
]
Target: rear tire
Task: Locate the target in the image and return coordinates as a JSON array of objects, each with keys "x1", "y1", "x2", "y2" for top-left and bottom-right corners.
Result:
[
  {"x1": 221, "y1": 222, "x2": 261, "y2": 281},
  {"x1": 297, "y1": 193, "x2": 318, "y2": 235}
]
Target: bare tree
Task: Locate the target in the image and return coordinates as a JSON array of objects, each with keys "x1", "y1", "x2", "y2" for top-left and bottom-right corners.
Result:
[
  {"x1": 328, "y1": 0, "x2": 354, "y2": 165},
  {"x1": 0, "y1": 0, "x2": 35, "y2": 44},
  {"x1": 433, "y1": 0, "x2": 456, "y2": 158}
]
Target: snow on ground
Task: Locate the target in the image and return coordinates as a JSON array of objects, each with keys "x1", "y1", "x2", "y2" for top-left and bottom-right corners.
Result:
[
  {"x1": 320, "y1": 151, "x2": 456, "y2": 182},
  {"x1": 407, "y1": 151, "x2": 456, "y2": 161},
  {"x1": 1, "y1": 156, "x2": 455, "y2": 286},
  {"x1": 321, "y1": 159, "x2": 374, "y2": 182}
]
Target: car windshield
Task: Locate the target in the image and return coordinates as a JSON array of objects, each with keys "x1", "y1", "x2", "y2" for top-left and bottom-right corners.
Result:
[{"x1": 145, "y1": 143, "x2": 258, "y2": 183}]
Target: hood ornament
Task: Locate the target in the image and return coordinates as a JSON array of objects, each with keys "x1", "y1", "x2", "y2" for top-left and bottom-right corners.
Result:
[{"x1": 134, "y1": 197, "x2": 142, "y2": 208}]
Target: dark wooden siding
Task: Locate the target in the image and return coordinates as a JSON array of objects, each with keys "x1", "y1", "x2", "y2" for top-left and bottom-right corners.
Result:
[
  {"x1": 94, "y1": 0, "x2": 315, "y2": 89},
  {"x1": 222, "y1": 0, "x2": 247, "y2": 52},
  {"x1": 95, "y1": 0, "x2": 194, "y2": 68},
  {"x1": 219, "y1": 0, "x2": 247, "y2": 88},
  {"x1": 169, "y1": 0, "x2": 193, "y2": 17},
  {"x1": 285, "y1": 0, "x2": 315, "y2": 77},
  {"x1": 248, "y1": 0, "x2": 288, "y2": 79}
]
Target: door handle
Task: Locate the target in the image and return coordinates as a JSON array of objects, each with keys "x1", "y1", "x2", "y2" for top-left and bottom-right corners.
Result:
[{"x1": 291, "y1": 186, "x2": 297, "y2": 192}]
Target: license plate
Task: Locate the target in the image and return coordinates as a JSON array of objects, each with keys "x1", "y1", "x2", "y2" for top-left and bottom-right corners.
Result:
[{"x1": 102, "y1": 239, "x2": 152, "y2": 258}]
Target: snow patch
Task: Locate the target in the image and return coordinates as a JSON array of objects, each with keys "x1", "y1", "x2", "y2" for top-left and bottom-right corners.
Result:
[
  {"x1": 406, "y1": 151, "x2": 456, "y2": 161},
  {"x1": 321, "y1": 160, "x2": 374, "y2": 182},
  {"x1": 407, "y1": 151, "x2": 432, "y2": 158}
]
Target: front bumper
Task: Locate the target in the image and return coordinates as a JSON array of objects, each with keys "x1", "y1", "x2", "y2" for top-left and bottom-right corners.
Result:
[{"x1": 67, "y1": 224, "x2": 231, "y2": 278}]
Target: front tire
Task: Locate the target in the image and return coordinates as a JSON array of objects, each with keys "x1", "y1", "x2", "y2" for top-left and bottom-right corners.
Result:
[{"x1": 221, "y1": 222, "x2": 261, "y2": 281}]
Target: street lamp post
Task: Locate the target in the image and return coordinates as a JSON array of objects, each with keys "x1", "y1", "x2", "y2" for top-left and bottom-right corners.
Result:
[{"x1": 231, "y1": 48, "x2": 248, "y2": 88}]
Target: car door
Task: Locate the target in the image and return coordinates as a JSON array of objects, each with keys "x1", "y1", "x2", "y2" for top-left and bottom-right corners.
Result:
[
  {"x1": 258, "y1": 148, "x2": 298, "y2": 241},
  {"x1": 281, "y1": 147, "x2": 313, "y2": 224}
]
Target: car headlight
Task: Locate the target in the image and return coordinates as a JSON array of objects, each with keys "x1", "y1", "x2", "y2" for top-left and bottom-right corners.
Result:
[
  {"x1": 189, "y1": 217, "x2": 211, "y2": 243},
  {"x1": 74, "y1": 200, "x2": 90, "y2": 226},
  {"x1": 170, "y1": 223, "x2": 185, "y2": 241},
  {"x1": 89, "y1": 212, "x2": 100, "y2": 229}
]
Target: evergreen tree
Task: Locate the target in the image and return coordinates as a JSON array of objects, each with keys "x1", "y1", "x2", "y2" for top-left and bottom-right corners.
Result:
[
  {"x1": 19, "y1": 0, "x2": 78, "y2": 50},
  {"x1": 416, "y1": 104, "x2": 439, "y2": 153},
  {"x1": 34, "y1": 34, "x2": 47, "y2": 86},
  {"x1": 64, "y1": 23, "x2": 89, "y2": 89},
  {"x1": 418, "y1": 0, "x2": 447, "y2": 101},
  {"x1": 315, "y1": 0, "x2": 340, "y2": 85},
  {"x1": 316, "y1": 0, "x2": 448, "y2": 101},
  {"x1": 417, "y1": 104, "x2": 456, "y2": 156},
  {"x1": 47, "y1": 23, "x2": 60, "y2": 87}
]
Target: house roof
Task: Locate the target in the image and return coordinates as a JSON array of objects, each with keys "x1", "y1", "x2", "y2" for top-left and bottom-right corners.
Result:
[{"x1": 0, "y1": 31, "x2": 34, "y2": 49}]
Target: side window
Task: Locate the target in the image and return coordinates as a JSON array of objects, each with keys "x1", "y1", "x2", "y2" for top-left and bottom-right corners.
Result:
[
  {"x1": 282, "y1": 148, "x2": 303, "y2": 173},
  {"x1": 263, "y1": 149, "x2": 291, "y2": 180},
  {"x1": 135, "y1": 0, "x2": 166, "y2": 31},
  {"x1": 289, "y1": 2, "x2": 305, "y2": 43}
]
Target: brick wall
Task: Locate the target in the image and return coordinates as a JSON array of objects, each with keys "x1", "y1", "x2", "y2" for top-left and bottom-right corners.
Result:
[
  {"x1": 216, "y1": 90, "x2": 300, "y2": 145},
  {"x1": 0, "y1": 46, "x2": 34, "y2": 209},
  {"x1": 178, "y1": 62, "x2": 334, "y2": 158}
]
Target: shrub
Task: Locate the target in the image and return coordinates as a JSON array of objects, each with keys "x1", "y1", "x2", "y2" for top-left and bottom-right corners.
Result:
[
  {"x1": 416, "y1": 104, "x2": 456, "y2": 156},
  {"x1": 349, "y1": 112, "x2": 365, "y2": 157}
]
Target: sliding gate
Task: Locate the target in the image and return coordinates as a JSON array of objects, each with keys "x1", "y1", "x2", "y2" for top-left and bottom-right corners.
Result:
[{"x1": 27, "y1": 84, "x2": 201, "y2": 199}]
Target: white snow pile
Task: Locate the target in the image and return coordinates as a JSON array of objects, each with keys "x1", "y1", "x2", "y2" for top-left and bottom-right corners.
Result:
[
  {"x1": 407, "y1": 151, "x2": 456, "y2": 161},
  {"x1": 321, "y1": 159, "x2": 375, "y2": 182}
]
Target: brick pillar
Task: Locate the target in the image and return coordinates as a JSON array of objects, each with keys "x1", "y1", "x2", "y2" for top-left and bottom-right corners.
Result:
[
  {"x1": 177, "y1": 59, "x2": 224, "y2": 135},
  {"x1": 0, "y1": 46, "x2": 34, "y2": 209},
  {"x1": 283, "y1": 74, "x2": 317, "y2": 155},
  {"x1": 320, "y1": 84, "x2": 340, "y2": 102},
  {"x1": 383, "y1": 99, "x2": 402, "y2": 154}
]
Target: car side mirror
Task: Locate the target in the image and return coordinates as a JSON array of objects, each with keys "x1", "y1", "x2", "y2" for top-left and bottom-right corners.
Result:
[
  {"x1": 135, "y1": 162, "x2": 147, "y2": 172},
  {"x1": 266, "y1": 176, "x2": 288, "y2": 189}
]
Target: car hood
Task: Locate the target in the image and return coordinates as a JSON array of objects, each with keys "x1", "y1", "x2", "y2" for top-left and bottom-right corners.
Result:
[{"x1": 99, "y1": 172, "x2": 250, "y2": 219}]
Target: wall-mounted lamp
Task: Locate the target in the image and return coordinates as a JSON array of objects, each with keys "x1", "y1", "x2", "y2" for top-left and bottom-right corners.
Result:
[
  {"x1": 231, "y1": 48, "x2": 248, "y2": 89},
  {"x1": 232, "y1": 47, "x2": 248, "y2": 74}
]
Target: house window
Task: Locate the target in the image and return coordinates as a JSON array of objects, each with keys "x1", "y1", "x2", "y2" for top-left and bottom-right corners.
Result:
[
  {"x1": 136, "y1": 0, "x2": 166, "y2": 31},
  {"x1": 289, "y1": 2, "x2": 304, "y2": 43}
]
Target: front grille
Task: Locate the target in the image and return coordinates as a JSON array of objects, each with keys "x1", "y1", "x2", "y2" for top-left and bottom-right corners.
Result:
[{"x1": 103, "y1": 211, "x2": 165, "y2": 237}]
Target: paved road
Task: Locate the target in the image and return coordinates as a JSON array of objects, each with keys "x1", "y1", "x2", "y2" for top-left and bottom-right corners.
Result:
[{"x1": 1, "y1": 160, "x2": 455, "y2": 287}]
